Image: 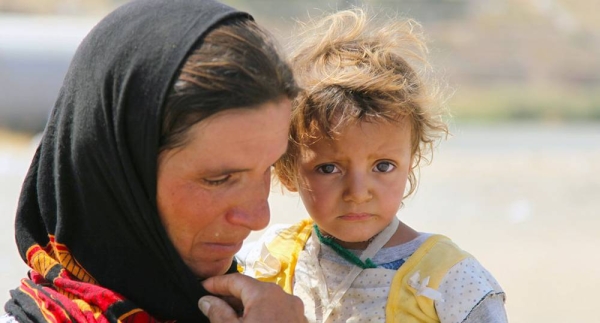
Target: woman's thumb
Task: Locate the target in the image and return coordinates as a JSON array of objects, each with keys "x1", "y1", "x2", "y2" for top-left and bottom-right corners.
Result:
[{"x1": 198, "y1": 296, "x2": 240, "y2": 322}]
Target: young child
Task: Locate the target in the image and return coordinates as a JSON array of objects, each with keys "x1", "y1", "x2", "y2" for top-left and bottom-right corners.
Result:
[{"x1": 239, "y1": 8, "x2": 507, "y2": 323}]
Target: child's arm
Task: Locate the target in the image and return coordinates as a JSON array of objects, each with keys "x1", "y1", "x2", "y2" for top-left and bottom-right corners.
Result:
[
  {"x1": 435, "y1": 258, "x2": 507, "y2": 323},
  {"x1": 462, "y1": 293, "x2": 507, "y2": 323}
]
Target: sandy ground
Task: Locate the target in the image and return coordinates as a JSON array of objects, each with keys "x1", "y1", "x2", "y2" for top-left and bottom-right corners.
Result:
[{"x1": 1, "y1": 123, "x2": 599, "y2": 322}]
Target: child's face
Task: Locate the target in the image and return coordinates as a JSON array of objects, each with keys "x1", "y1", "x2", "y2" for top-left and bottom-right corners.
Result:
[{"x1": 296, "y1": 119, "x2": 412, "y2": 245}]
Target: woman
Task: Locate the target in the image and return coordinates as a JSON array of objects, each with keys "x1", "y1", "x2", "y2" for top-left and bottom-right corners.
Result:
[{"x1": 3, "y1": 0, "x2": 305, "y2": 322}]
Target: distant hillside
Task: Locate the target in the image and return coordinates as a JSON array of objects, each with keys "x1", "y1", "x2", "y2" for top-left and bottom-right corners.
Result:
[
  {"x1": 236, "y1": 0, "x2": 600, "y2": 121},
  {"x1": 1, "y1": 0, "x2": 598, "y2": 123}
]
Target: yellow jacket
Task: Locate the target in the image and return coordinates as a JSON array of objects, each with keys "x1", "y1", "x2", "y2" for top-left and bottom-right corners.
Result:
[{"x1": 243, "y1": 219, "x2": 471, "y2": 322}]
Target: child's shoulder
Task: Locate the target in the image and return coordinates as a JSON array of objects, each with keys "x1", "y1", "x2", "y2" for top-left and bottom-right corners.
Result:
[
  {"x1": 241, "y1": 218, "x2": 312, "y2": 251},
  {"x1": 407, "y1": 234, "x2": 501, "y2": 291},
  {"x1": 404, "y1": 234, "x2": 506, "y2": 322},
  {"x1": 237, "y1": 219, "x2": 313, "y2": 275},
  {"x1": 405, "y1": 234, "x2": 471, "y2": 270}
]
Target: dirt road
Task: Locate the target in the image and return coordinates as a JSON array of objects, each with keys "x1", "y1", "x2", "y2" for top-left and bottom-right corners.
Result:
[{"x1": 2, "y1": 123, "x2": 599, "y2": 322}]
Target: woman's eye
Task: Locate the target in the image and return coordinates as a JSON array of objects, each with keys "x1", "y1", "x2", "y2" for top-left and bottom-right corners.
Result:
[
  {"x1": 203, "y1": 174, "x2": 231, "y2": 186},
  {"x1": 374, "y1": 161, "x2": 395, "y2": 173},
  {"x1": 316, "y1": 164, "x2": 339, "y2": 174}
]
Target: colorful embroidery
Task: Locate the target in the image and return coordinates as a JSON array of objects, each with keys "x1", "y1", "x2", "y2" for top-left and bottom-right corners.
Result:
[{"x1": 11, "y1": 235, "x2": 168, "y2": 323}]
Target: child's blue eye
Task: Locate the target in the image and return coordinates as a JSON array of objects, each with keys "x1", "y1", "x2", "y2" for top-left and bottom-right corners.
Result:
[
  {"x1": 374, "y1": 162, "x2": 395, "y2": 173},
  {"x1": 317, "y1": 164, "x2": 339, "y2": 174}
]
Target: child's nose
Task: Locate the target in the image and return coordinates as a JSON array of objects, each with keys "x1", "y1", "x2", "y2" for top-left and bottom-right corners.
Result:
[{"x1": 342, "y1": 172, "x2": 373, "y2": 204}]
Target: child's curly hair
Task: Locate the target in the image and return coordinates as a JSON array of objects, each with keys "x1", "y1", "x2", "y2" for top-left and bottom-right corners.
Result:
[{"x1": 275, "y1": 8, "x2": 449, "y2": 198}]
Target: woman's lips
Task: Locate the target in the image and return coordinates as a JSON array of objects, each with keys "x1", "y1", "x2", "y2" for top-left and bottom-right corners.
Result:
[{"x1": 203, "y1": 241, "x2": 243, "y2": 254}]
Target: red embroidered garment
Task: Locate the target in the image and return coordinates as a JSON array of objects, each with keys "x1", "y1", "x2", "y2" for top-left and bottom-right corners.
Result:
[{"x1": 8, "y1": 237, "x2": 162, "y2": 323}]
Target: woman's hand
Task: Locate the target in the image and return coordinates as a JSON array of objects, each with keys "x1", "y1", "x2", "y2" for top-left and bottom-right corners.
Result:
[{"x1": 199, "y1": 273, "x2": 307, "y2": 322}]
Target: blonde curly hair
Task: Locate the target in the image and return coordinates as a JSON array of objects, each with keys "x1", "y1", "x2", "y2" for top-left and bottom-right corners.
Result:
[{"x1": 275, "y1": 8, "x2": 449, "y2": 198}]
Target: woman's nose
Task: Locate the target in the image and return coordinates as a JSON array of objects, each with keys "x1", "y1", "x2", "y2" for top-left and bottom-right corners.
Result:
[
  {"x1": 227, "y1": 175, "x2": 271, "y2": 230},
  {"x1": 342, "y1": 171, "x2": 373, "y2": 204}
]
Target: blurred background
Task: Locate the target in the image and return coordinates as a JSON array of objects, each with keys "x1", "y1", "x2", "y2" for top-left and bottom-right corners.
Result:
[{"x1": 1, "y1": 0, "x2": 598, "y2": 322}]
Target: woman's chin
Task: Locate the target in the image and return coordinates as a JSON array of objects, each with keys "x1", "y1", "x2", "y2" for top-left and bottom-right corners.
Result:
[{"x1": 190, "y1": 258, "x2": 235, "y2": 280}]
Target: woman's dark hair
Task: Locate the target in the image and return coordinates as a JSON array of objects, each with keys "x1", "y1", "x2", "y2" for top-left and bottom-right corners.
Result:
[{"x1": 160, "y1": 18, "x2": 298, "y2": 151}]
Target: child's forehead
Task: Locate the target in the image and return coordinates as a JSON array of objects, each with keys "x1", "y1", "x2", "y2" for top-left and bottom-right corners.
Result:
[
  {"x1": 304, "y1": 115, "x2": 411, "y2": 141},
  {"x1": 297, "y1": 119, "x2": 412, "y2": 158},
  {"x1": 298, "y1": 118, "x2": 413, "y2": 163}
]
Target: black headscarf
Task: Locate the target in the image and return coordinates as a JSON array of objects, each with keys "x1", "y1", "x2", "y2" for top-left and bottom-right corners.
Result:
[{"x1": 6, "y1": 0, "x2": 249, "y2": 321}]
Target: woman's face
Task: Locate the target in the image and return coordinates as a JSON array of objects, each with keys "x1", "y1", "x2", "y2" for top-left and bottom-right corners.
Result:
[{"x1": 156, "y1": 99, "x2": 291, "y2": 279}]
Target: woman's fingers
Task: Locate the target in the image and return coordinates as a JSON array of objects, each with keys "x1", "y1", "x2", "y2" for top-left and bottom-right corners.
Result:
[
  {"x1": 201, "y1": 274, "x2": 307, "y2": 323},
  {"x1": 201, "y1": 273, "x2": 254, "y2": 298},
  {"x1": 199, "y1": 295, "x2": 241, "y2": 322}
]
